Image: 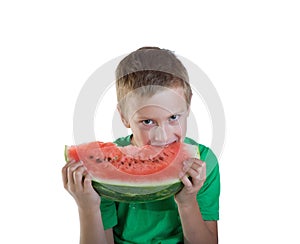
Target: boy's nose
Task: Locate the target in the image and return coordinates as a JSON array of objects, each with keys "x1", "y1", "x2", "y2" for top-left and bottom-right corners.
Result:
[{"x1": 150, "y1": 126, "x2": 168, "y2": 145}]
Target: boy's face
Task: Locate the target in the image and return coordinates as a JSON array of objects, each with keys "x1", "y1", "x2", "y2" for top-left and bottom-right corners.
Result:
[{"x1": 119, "y1": 87, "x2": 190, "y2": 147}]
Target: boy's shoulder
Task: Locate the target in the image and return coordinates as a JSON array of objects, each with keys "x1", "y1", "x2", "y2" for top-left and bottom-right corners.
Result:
[
  {"x1": 114, "y1": 135, "x2": 132, "y2": 147},
  {"x1": 184, "y1": 137, "x2": 210, "y2": 154}
]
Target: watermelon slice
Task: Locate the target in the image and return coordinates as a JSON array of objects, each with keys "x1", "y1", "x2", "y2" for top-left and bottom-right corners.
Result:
[{"x1": 65, "y1": 141, "x2": 199, "y2": 203}]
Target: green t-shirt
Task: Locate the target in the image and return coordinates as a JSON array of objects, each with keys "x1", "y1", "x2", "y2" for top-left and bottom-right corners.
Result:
[{"x1": 100, "y1": 136, "x2": 220, "y2": 244}]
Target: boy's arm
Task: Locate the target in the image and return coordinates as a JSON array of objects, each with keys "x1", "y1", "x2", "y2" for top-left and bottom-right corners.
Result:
[
  {"x1": 177, "y1": 200, "x2": 218, "y2": 244},
  {"x1": 78, "y1": 206, "x2": 110, "y2": 244},
  {"x1": 176, "y1": 159, "x2": 218, "y2": 244},
  {"x1": 105, "y1": 229, "x2": 115, "y2": 244},
  {"x1": 62, "y1": 161, "x2": 114, "y2": 244}
]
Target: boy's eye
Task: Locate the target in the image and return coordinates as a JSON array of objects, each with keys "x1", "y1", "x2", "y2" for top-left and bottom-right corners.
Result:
[
  {"x1": 142, "y1": 119, "x2": 154, "y2": 125},
  {"x1": 169, "y1": 114, "x2": 180, "y2": 121}
]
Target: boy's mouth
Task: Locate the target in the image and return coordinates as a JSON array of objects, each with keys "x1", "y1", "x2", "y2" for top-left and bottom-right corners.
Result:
[{"x1": 150, "y1": 139, "x2": 178, "y2": 147}]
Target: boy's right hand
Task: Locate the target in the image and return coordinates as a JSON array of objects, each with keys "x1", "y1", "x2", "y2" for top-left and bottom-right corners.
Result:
[{"x1": 62, "y1": 161, "x2": 100, "y2": 211}]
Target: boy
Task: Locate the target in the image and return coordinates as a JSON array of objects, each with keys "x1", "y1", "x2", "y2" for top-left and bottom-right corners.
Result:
[{"x1": 62, "y1": 47, "x2": 220, "y2": 244}]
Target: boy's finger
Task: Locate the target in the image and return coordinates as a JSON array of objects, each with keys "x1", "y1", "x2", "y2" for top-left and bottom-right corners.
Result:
[
  {"x1": 83, "y1": 173, "x2": 93, "y2": 192},
  {"x1": 190, "y1": 165, "x2": 206, "y2": 184},
  {"x1": 73, "y1": 165, "x2": 86, "y2": 188},
  {"x1": 180, "y1": 175, "x2": 192, "y2": 188},
  {"x1": 66, "y1": 161, "x2": 83, "y2": 186},
  {"x1": 62, "y1": 164, "x2": 68, "y2": 186},
  {"x1": 186, "y1": 167, "x2": 200, "y2": 179},
  {"x1": 62, "y1": 160, "x2": 77, "y2": 186},
  {"x1": 182, "y1": 160, "x2": 193, "y2": 172},
  {"x1": 185, "y1": 158, "x2": 204, "y2": 165}
]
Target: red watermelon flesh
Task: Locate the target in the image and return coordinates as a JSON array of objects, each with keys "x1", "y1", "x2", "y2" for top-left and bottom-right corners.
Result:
[{"x1": 65, "y1": 141, "x2": 199, "y2": 202}]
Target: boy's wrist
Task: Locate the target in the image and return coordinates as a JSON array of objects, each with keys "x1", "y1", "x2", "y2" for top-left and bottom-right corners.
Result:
[
  {"x1": 78, "y1": 204, "x2": 100, "y2": 216},
  {"x1": 176, "y1": 197, "x2": 198, "y2": 210}
]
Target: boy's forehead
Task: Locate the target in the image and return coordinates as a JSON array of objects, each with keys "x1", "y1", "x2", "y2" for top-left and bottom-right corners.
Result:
[{"x1": 124, "y1": 87, "x2": 188, "y2": 116}]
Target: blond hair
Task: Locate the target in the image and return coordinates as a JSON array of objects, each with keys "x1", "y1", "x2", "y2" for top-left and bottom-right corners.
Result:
[{"x1": 116, "y1": 47, "x2": 192, "y2": 111}]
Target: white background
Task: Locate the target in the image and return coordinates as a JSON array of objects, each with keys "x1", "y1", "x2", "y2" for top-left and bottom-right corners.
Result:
[{"x1": 1, "y1": 0, "x2": 299, "y2": 243}]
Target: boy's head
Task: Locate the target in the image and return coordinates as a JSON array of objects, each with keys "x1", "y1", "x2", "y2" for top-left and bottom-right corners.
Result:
[
  {"x1": 116, "y1": 47, "x2": 192, "y2": 110},
  {"x1": 115, "y1": 47, "x2": 193, "y2": 146}
]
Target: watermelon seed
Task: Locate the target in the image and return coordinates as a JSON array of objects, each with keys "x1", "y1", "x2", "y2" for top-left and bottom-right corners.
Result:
[
  {"x1": 89, "y1": 155, "x2": 94, "y2": 159},
  {"x1": 96, "y1": 158, "x2": 103, "y2": 163},
  {"x1": 159, "y1": 156, "x2": 164, "y2": 161},
  {"x1": 107, "y1": 157, "x2": 112, "y2": 162}
]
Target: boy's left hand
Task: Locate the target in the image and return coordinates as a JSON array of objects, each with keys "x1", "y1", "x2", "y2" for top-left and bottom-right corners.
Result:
[{"x1": 175, "y1": 159, "x2": 206, "y2": 205}]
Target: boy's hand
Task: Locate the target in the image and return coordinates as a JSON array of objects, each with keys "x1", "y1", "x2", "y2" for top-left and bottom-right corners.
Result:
[
  {"x1": 62, "y1": 161, "x2": 100, "y2": 211},
  {"x1": 175, "y1": 159, "x2": 206, "y2": 205}
]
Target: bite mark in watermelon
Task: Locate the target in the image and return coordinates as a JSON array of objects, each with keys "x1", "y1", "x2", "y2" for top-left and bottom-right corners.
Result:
[{"x1": 65, "y1": 141, "x2": 200, "y2": 203}]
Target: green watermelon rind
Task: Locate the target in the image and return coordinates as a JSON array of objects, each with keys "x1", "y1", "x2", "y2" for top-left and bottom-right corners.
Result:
[
  {"x1": 64, "y1": 145, "x2": 69, "y2": 162},
  {"x1": 92, "y1": 180, "x2": 183, "y2": 203}
]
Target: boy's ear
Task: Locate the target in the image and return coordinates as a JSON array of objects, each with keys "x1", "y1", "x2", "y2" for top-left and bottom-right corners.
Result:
[{"x1": 117, "y1": 105, "x2": 130, "y2": 128}]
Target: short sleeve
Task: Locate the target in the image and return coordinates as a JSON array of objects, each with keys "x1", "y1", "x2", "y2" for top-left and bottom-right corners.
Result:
[
  {"x1": 197, "y1": 146, "x2": 220, "y2": 221},
  {"x1": 100, "y1": 197, "x2": 118, "y2": 230}
]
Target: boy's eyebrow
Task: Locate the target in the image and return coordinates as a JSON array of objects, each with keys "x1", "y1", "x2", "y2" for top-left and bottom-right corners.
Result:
[{"x1": 135, "y1": 110, "x2": 188, "y2": 120}]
